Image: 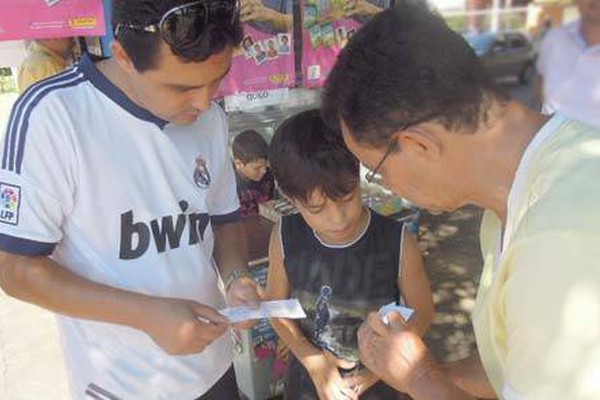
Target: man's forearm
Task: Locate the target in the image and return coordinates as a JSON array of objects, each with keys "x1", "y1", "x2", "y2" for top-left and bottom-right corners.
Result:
[
  {"x1": 212, "y1": 221, "x2": 249, "y2": 281},
  {"x1": 408, "y1": 357, "x2": 478, "y2": 400},
  {"x1": 443, "y1": 353, "x2": 497, "y2": 399},
  {"x1": 0, "y1": 252, "x2": 153, "y2": 331}
]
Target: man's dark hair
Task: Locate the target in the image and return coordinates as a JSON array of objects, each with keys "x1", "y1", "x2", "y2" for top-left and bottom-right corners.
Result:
[
  {"x1": 232, "y1": 130, "x2": 269, "y2": 163},
  {"x1": 322, "y1": 2, "x2": 508, "y2": 148},
  {"x1": 270, "y1": 109, "x2": 359, "y2": 204},
  {"x1": 112, "y1": 0, "x2": 243, "y2": 72}
]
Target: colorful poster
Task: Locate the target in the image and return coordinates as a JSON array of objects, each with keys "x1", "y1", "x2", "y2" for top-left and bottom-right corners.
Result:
[
  {"x1": 218, "y1": 0, "x2": 295, "y2": 97},
  {"x1": 301, "y1": 0, "x2": 389, "y2": 87},
  {"x1": 0, "y1": 0, "x2": 106, "y2": 41}
]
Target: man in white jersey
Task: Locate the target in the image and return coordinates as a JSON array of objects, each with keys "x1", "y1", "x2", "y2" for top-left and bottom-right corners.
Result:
[
  {"x1": 534, "y1": 0, "x2": 600, "y2": 128},
  {"x1": 323, "y1": 3, "x2": 600, "y2": 400},
  {"x1": 0, "y1": 1, "x2": 261, "y2": 399}
]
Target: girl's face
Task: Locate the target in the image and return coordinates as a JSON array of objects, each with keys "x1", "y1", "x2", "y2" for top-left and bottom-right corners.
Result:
[{"x1": 293, "y1": 185, "x2": 366, "y2": 245}]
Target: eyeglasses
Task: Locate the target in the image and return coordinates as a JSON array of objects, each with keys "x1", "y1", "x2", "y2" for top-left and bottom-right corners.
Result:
[
  {"x1": 364, "y1": 112, "x2": 441, "y2": 183},
  {"x1": 114, "y1": 0, "x2": 239, "y2": 50},
  {"x1": 365, "y1": 140, "x2": 397, "y2": 183}
]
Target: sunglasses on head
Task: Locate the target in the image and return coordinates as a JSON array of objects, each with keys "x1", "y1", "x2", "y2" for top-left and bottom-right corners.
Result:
[{"x1": 114, "y1": 0, "x2": 239, "y2": 50}]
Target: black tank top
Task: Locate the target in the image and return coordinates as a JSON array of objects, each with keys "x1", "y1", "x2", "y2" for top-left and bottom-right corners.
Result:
[{"x1": 281, "y1": 209, "x2": 403, "y2": 363}]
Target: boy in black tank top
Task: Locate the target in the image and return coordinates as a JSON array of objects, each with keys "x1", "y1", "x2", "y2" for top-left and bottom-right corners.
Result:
[{"x1": 266, "y1": 110, "x2": 434, "y2": 400}]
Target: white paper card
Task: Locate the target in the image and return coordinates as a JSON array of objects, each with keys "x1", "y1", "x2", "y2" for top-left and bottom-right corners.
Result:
[
  {"x1": 220, "y1": 299, "x2": 306, "y2": 323},
  {"x1": 378, "y1": 302, "x2": 414, "y2": 325}
]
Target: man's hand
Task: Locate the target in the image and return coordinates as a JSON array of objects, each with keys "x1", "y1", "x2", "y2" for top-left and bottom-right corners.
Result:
[
  {"x1": 141, "y1": 297, "x2": 229, "y2": 355},
  {"x1": 305, "y1": 354, "x2": 358, "y2": 400},
  {"x1": 226, "y1": 273, "x2": 263, "y2": 330},
  {"x1": 358, "y1": 311, "x2": 435, "y2": 394}
]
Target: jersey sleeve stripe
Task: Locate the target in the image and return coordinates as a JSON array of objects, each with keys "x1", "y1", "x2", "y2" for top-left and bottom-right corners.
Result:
[
  {"x1": 2, "y1": 69, "x2": 85, "y2": 174},
  {"x1": 210, "y1": 209, "x2": 241, "y2": 225},
  {"x1": 15, "y1": 76, "x2": 86, "y2": 174},
  {"x1": 0, "y1": 233, "x2": 56, "y2": 256},
  {"x1": 2, "y1": 68, "x2": 79, "y2": 170},
  {"x1": 2, "y1": 94, "x2": 23, "y2": 171}
]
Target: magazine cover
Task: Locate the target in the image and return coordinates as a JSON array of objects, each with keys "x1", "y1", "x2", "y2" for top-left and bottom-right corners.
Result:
[
  {"x1": 0, "y1": 0, "x2": 106, "y2": 41},
  {"x1": 301, "y1": 0, "x2": 390, "y2": 87},
  {"x1": 218, "y1": 0, "x2": 296, "y2": 96}
]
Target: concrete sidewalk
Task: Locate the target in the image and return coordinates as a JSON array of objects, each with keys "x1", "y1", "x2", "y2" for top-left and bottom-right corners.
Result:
[{"x1": 0, "y1": 291, "x2": 69, "y2": 400}]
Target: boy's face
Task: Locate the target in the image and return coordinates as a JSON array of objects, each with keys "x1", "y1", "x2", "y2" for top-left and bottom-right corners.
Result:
[
  {"x1": 235, "y1": 158, "x2": 268, "y2": 182},
  {"x1": 294, "y1": 185, "x2": 365, "y2": 244}
]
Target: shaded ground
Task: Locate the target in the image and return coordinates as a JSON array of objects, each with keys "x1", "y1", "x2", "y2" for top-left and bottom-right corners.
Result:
[{"x1": 419, "y1": 206, "x2": 484, "y2": 363}]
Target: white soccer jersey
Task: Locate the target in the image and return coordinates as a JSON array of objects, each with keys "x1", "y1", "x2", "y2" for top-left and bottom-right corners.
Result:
[{"x1": 0, "y1": 55, "x2": 240, "y2": 400}]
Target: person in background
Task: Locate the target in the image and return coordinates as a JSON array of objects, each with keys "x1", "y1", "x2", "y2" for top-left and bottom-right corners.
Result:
[
  {"x1": 232, "y1": 129, "x2": 275, "y2": 216},
  {"x1": 18, "y1": 37, "x2": 74, "y2": 93},
  {"x1": 534, "y1": 0, "x2": 600, "y2": 128},
  {"x1": 265, "y1": 110, "x2": 434, "y2": 400}
]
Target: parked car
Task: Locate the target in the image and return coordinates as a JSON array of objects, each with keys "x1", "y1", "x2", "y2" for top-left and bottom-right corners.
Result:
[{"x1": 463, "y1": 31, "x2": 536, "y2": 85}]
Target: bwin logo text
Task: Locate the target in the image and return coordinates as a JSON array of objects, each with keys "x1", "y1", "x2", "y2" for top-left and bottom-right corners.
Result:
[{"x1": 119, "y1": 200, "x2": 209, "y2": 260}]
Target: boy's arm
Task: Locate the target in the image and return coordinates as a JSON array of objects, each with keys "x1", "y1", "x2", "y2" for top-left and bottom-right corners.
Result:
[
  {"x1": 399, "y1": 231, "x2": 435, "y2": 336},
  {"x1": 265, "y1": 223, "x2": 356, "y2": 400}
]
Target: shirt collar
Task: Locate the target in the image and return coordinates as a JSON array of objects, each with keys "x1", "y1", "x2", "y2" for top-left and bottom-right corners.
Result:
[{"x1": 78, "y1": 54, "x2": 168, "y2": 130}]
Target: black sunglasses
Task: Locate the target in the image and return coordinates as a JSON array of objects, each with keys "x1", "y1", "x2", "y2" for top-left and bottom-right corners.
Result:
[
  {"x1": 365, "y1": 112, "x2": 441, "y2": 183},
  {"x1": 114, "y1": 0, "x2": 239, "y2": 50}
]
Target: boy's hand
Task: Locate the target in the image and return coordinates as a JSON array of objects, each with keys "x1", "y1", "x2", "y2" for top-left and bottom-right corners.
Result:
[
  {"x1": 141, "y1": 297, "x2": 229, "y2": 355},
  {"x1": 305, "y1": 354, "x2": 358, "y2": 400}
]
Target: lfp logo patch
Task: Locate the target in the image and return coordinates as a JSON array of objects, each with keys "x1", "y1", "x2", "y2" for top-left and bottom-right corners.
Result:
[{"x1": 0, "y1": 183, "x2": 21, "y2": 225}]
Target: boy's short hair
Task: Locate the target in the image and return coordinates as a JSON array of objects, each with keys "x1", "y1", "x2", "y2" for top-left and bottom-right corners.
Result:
[
  {"x1": 232, "y1": 130, "x2": 269, "y2": 164},
  {"x1": 270, "y1": 109, "x2": 359, "y2": 204}
]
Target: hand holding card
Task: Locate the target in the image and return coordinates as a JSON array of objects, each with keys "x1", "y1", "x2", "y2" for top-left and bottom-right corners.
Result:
[
  {"x1": 378, "y1": 302, "x2": 414, "y2": 325},
  {"x1": 219, "y1": 299, "x2": 306, "y2": 323}
]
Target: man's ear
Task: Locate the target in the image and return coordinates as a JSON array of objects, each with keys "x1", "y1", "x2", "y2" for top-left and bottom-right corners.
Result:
[
  {"x1": 111, "y1": 41, "x2": 137, "y2": 75},
  {"x1": 396, "y1": 128, "x2": 442, "y2": 162}
]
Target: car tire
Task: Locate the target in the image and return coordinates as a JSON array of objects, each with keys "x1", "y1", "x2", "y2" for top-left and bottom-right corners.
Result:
[{"x1": 519, "y1": 62, "x2": 535, "y2": 85}]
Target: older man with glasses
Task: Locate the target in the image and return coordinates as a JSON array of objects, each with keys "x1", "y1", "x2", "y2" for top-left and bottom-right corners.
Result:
[
  {"x1": 0, "y1": 1, "x2": 261, "y2": 399},
  {"x1": 323, "y1": 2, "x2": 600, "y2": 400}
]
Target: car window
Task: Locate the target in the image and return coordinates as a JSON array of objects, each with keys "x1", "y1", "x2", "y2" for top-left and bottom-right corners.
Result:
[
  {"x1": 463, "y1": 33, "x2": 495, "y2": 56},
  {"x1": 508, "y1": 34, "x2": 528, "y2": 49},
  {"x1": 492, "y1": 37, "x2": 508, "y2": 52}
]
